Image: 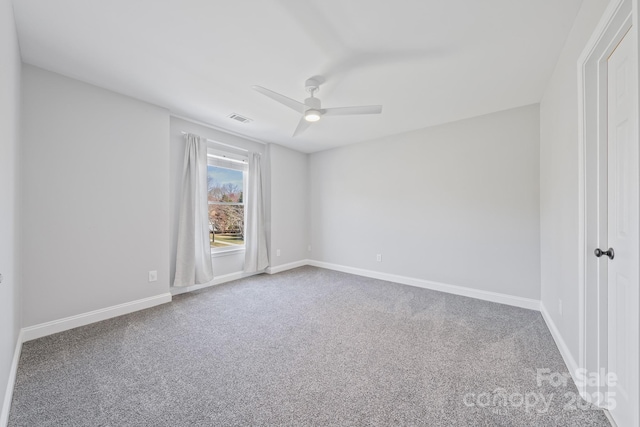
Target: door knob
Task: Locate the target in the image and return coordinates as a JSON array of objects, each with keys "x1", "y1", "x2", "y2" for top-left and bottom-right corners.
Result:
[{"x1": 594, "y1": 248, "x2": 615, "y2": 260}]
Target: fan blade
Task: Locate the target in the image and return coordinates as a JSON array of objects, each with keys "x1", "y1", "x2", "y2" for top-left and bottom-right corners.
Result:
[
  {"x1": 292, "y1": 116, "x2": 312, "y2": 137},
  {"x1": 252, "y1": 86, "x2": 306, "y2": 114},
  {"x1": 322, "y1": 105, "x2": 382, "y2": 116}
]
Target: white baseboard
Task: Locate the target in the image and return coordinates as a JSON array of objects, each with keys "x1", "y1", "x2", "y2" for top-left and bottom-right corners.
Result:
[
  {"x1": 539, "y1": 302, "x2": 581, "y2": 385},
  {"x1": 1, "y1": 330, "x2": 23, "y2": 427},
  {"x1": 21, "y1": 293, "x2": 172, "y2": 343},
  {"x1": 603, "y1": 409, "x2": 618, "y2": 427},
  {"x1": 171, "y1": 271, "x2": 262, "y2": 296},
  {"x1": 307, "y1": 260, "x2": 540, "y2": 311},
  {"x1": 266, "y1": 259, "x2": 309, "y2": 275}
]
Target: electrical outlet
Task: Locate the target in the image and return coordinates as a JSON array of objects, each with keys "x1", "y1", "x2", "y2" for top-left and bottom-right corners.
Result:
[
  {"x1": 307, "y1": 245, "x2": 311, "y2": 252},
  {"x1": 148, "y1": 270, "x2": 158, "y2": 282},
  {"x1": 0, "y1": 273, "x2": 3, "y2": 284},
  {"x1": 376, "y1": 254, "x2": 382, "y2": 262},
  {"x1": 558, "y1": 299, "x2": 563, "y2": 316},
  {"x1": 276, "y1": 249, "x2": 281, "y2": 257}
]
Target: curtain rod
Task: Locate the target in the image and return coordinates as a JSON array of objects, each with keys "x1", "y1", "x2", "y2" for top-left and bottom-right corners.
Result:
[{"x1": 181, "y1": 131, "x2": 249, "y2": 153}]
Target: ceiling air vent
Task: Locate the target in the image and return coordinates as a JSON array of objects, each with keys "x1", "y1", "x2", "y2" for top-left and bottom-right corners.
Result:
[{"x1": 228, "y1": 113, "x2": 252, "y2": 124}]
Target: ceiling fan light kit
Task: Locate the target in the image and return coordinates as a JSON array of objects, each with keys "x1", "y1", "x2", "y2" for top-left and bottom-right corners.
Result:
[
  {"x1": 304, "y1": 109, "x2": 321, "y2": 122},
  {"x1": 252, "y1": 76, "x2": 382, "y2": 136}
]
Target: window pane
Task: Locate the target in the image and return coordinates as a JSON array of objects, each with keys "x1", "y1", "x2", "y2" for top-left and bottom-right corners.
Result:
[
  {"x1": 208, "y1": 165, "x2": 243, "y2": 203},
  {"x1": 207, "y1": 164, "x2": 245, "y2": 249},
  {"x1": 209, "y1": 205, "x2": 244, "y2": 248}
]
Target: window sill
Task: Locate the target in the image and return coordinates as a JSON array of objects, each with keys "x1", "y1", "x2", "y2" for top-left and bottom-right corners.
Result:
[{"x1": 211, "y1": 247, "x2": 245, "y2": 258}]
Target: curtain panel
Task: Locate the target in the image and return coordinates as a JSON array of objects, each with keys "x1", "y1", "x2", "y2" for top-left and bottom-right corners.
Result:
[
  {"x1": 174, "y1": 133, "x2": 214, "y2": 286},
  {"x1": 244, "y1": 152, "x2": 269, "y2": 272}
]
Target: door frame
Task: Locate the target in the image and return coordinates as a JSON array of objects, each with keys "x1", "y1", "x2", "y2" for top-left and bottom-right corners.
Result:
[{"x1": 577, "y1": 0, "x2": 638, "y2": 413}]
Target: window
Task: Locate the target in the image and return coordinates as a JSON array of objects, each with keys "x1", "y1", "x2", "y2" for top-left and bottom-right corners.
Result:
[{"x1": 207, "y1": 150, "x2": 247, "y2": 251}]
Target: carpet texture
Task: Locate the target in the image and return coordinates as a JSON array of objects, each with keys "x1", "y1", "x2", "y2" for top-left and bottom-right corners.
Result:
[{"x1": 9, "y1": 266, "x2": 609, "y2": 426}]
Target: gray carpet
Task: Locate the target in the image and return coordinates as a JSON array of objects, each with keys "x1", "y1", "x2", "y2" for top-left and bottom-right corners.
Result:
[{"x1": 9, "y1": 266, "x2": 609, "y2": 426}]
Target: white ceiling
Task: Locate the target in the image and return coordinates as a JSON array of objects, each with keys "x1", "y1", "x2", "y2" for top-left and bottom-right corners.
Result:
[{"x1": 12, "y1": 0, "x2": 583, "y2": 153}]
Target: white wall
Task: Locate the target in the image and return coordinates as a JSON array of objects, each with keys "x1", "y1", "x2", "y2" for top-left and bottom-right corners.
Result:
[
  {"x1": 0, "y1": 0, "x2": 22, "y2": 419},
  {"x1": 267, "y1": 143, "x2": 309, "y2": 268},
  {"x1": 169, "y1": 117, "x2": 265, "y2": 283},
  {"x1": 310, "y1": 104, "x2": 541, "y2": 299},
  {"x1": 539, "y1": 0, "x2": 609, "y2": 362},
  {"x1": 21, "y1": 65, "x2": 171, "y2": 327}
]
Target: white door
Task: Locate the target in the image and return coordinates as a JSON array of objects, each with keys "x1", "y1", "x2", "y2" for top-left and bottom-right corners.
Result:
[{"x1": 606, "y1": 28, "x2": 639, "y2": 427}]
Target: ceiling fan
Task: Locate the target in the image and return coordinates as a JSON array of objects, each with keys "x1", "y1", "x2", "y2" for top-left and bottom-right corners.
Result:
[{"x1": 252, "y1": 77, "x2": 382, "y2": 136}]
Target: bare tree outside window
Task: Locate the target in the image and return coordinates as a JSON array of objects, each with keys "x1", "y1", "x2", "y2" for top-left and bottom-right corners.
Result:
[{"x1": 207, "y1": 165, "x2": 245, "y2": 249}]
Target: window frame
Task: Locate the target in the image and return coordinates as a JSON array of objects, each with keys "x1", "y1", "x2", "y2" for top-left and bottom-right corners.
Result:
[{"x1": 207, "y1": 148, "x2": 248, "y2": 255}]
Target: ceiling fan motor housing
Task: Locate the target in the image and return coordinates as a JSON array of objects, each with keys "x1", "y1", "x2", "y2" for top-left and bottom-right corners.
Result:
[{"x1": 304, "y1": 96, "x2": 321, "y2": 110}]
